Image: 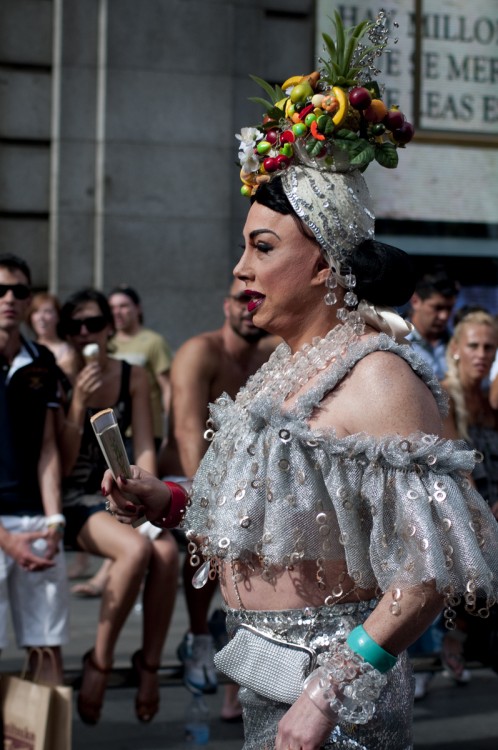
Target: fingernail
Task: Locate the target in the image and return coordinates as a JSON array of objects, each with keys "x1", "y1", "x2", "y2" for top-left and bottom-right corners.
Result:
[
  {"x1": 119, "y1": 475, "x2": 128, "y2": 484},
  {"x1": 101, "y1": 486, "x2": 108, "y2": 496}
]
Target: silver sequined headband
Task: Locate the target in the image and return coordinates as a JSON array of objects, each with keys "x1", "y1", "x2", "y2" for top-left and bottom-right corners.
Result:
[{"x1": 280, "y1": 166, "x2": 375, "y2": 272}]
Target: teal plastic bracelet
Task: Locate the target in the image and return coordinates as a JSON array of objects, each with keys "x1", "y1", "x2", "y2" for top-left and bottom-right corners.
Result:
[{"x1": 346, "y1": 625, "x2": 397, "y2": 674}]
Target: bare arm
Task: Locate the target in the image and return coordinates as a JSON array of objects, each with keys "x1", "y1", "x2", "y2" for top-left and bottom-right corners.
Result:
[
  {"x1": 130, "y1": 365, "x2": 157, "y2": 475},
  {"x1": 313, "y1": 351, "x2": 447, "y2": 634},
  {"x1": 38, "y1": 408, "x2": 63, "y2": 517},
  {"x1": 279, "y1": 351, "x2": 446, "y2": 749},
  {"x1": 278, "y1": 580, "x2": 443, "y2": 750},
  {"x1": 156, "y1": 369, "x2": 171, "y2": 429},
  {"x1": 59, "y1": 362, "x2": 102, "y2": 475},
  {"x1": 439, "y1": 382, "x2": 460, "y2": 440},
  {"x1": 171, "y1": 337, "x2": 218, "y2": 477},
  {"x1": 38, "y1": 408, "x2": 64, "y2": 560},
  {"x1": 0, "y1": 411, "x2": 59, "y2": 571}
]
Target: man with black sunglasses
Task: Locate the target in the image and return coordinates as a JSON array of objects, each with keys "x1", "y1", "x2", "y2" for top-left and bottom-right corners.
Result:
[{"x1": 0, "y1": 254, "x2": 69, "y2": 685}]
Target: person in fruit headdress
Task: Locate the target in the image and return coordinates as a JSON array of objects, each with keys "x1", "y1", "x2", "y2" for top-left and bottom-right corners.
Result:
[{"x1": 102, "y1": 11, "x2": 498, "y2": 750}]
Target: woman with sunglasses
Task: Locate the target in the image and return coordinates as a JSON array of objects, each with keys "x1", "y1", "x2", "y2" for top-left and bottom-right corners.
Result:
[{"x1": 58, "y1": 289, "x2": 179, "y2": 725}]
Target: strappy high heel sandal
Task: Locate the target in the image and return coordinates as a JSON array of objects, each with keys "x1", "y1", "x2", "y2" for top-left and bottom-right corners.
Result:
[
  {"x1": 131, "y1": 649, "x2": 160, "y2": 723},
  {"x1": 77, "y1": 649, "x2": 112, "y2": 725}
]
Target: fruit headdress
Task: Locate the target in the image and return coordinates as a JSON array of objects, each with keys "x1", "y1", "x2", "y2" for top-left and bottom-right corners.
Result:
[
  {"x1": 236, "y1": 10, "x2": 415, "y2": 336},
  {"x1": 237, "y1": 10, "x2": 413, "y2": 198}
]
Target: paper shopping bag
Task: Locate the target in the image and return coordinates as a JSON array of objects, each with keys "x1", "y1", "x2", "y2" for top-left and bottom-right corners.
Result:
[
  {"x1": 1, "y1": 673, "x2": 52, "y2": 749},
  {"x1": 0, "y1": 673, "x2": 72, "y2": 750},
  {"x1": 45, "y1": 683, "x2": 72, "y2": 750}
]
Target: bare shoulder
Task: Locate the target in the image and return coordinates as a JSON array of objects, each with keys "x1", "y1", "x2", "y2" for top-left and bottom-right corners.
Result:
[
  {"x1": 351, "y1": 349, "x2": 427, "y2": 389},
  {"x1": 351, "y1": 350, "x2": 442, "y2": 435},
  {"x1": 172, "y1": 330, "x2": 223, "y2": 374},
  {"x1": 318, "y1": 348, "x2": 442, "y2": 438}
]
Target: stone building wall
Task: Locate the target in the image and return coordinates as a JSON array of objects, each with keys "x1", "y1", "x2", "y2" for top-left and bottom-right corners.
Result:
[{"x1": 0, "y1": 0, "x2": 314, "y2": 348}]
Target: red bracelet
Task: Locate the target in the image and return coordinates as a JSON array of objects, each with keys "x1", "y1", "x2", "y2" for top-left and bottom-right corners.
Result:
[{"x1": 151, "y1": 481, "x2": 188, "y2": 529}]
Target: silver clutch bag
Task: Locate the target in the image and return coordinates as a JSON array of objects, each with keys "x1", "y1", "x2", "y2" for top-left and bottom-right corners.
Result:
[{"x1": 214, "y1": 622, "x2": 316, "y2": 704}]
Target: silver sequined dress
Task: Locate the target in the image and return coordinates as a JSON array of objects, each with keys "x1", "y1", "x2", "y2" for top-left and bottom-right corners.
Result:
[{"x1": 186, "y1": 330, "x2": 498, "y2": 749}]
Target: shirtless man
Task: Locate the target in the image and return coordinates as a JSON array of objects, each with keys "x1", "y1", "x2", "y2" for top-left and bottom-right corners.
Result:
[{"x1": 159, "y1": 279, "x2": 278, "y2": 718}]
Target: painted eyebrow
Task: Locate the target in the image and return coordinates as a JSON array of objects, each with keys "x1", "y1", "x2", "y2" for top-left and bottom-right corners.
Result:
[{"x1": 249, "y1": 228, "x2": 281, "y2": 240}]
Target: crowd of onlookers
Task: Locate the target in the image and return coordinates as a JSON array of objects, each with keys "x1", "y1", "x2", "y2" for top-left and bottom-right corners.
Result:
[
  {"x1": 1, "y1": 252, "x2": 498, "y2": 726},
  {"x1": 0, "y1": 253, "x2": 275, "y2": 726}
]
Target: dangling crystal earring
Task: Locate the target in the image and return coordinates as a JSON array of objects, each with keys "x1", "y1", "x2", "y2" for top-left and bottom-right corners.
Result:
[
  {"x1": 335, "y1": 268, "x2": 358, "y2": 320},
  {"x1": 343, "y1": 272, "x2": 358, "y2": 307},
  {"x1": 324, "y1": 269, "x2": 338, "y2": 306}
]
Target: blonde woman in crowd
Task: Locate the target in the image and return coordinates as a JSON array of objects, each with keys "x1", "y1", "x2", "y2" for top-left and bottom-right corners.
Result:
[{"x1": 440, "y1": 309, "x2": 498, "y2": 681}]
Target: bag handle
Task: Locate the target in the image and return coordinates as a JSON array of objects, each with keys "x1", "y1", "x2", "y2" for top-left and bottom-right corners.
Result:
[{"x1": 22, "y1": 646, "x2": 58, "y2": 685}]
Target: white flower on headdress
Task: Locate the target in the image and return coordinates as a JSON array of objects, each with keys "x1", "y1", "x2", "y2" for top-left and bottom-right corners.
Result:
[
  {"x1": 236, "y1": 127, "x2": 264, "y2": 173},
  {"x1": 236, "y1": 127, "x2": 264, "y2": 145},
  {"x1": 239, "y1": 149, "x2": 260, "y2": 174}
]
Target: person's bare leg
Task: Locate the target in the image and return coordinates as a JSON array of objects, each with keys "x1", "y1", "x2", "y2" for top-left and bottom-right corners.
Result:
[
  {"x1": 67, "y1": 551, "x2": 91, "y2": 579},
  {"x1": 142, "y1": 530, "x2": 179, "y2": 663},
  {"x1": 134, "y1": 530, "x2": 179, "y2": 721},
  {"x1": 76, "y1": 512, "x2": 151, "y2": 722},
  {"x1": 71, "y1": 558, "x2": 111, "y2": 596},
  {"x1": 79, "y1": 513, "x2": 151, "y2": 665}
]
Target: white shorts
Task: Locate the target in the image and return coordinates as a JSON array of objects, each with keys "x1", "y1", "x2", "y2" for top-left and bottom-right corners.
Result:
[{"x1": 0, "y1": 515, "x2": 70, "y2": 649}]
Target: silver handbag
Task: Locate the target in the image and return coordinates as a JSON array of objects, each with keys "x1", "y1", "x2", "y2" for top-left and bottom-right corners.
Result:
[{"x1": 214, "y1": 622, "x2": 317, "y2": 704}]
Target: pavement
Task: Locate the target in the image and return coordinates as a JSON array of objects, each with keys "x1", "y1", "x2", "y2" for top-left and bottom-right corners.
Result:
[{"x1": 2, "y1": 552, "x2": 498, "y2": 749}]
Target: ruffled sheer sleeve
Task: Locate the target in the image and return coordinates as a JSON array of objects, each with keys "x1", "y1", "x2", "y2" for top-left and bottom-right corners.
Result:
[{"x1": 318, "y1": 431, "x2": 498, "y2": 614}]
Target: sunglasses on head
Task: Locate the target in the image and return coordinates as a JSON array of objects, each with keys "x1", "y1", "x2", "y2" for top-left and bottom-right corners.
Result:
[
  {"x1": 66, "y1": 315, "x2": 107, "y2": 335},
  {"x1": 0, "y1": 284, "x2": 31, "y2": 300}
]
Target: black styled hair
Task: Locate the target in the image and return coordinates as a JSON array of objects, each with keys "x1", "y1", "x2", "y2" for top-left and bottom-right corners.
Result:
[
  {"x1": 59, "y1": 288, "x2": 114, "y2": 336},
  {"x1": 414, "y1": 268, "x2": 459, "y2": 300},
  {"x1": 349, "y1": 240, "x2": 416, "y2": 307},
  {"x1": 0, "y1": 253, "x2": 32, "y2": 285},
  {"x1": 251, "y1": 179, "x2": 415, "y2": 307}
]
